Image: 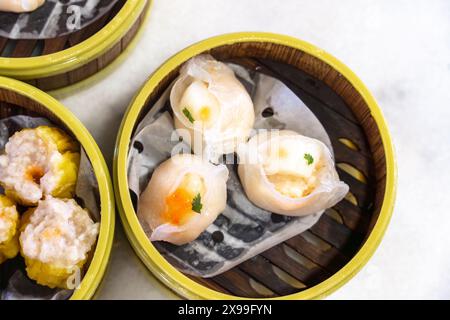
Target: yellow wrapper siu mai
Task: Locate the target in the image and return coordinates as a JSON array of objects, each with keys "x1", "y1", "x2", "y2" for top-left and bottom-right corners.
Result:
[
  {"x1": 238, "y1": 130, "x2": 349, "y2": 216},
  {"x1": 0, "y1": 126, "x2": 80, "y2": 206},
  {"x1": 138, "y1": 154, "x2": 229, "y2": 245},
  {"x1": 0, "y1": 195, "x2": 20, "y2": 264},
  {"x1": 19, "y1": 197, "x2": 99, "y2": 289}
]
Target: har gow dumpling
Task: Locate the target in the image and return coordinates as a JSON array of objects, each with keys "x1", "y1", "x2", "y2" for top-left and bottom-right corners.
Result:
[
  {"x1": 170, "y1": 54, "x2": 255, "y2": 161},
  {"x1": 0, "y1": 0, "x2": 45, "y2": 13},
  {"x1": 238, "y1": 130, "x2": 349, "y2": 216},
  {"x1": 137, "y1": 154, "x2": 229, "y2": 245}
]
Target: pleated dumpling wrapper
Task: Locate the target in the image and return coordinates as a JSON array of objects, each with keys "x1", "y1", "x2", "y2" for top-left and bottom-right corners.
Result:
[
  {"x1": 0, "y1": 126, "x2": 80, "y2": 206},
  {"x1": 170, "y1": 54, "x2": 255, "y2": 161},
  {"x1": 138, "y1": 154, "x2": 229, "y2": 245},
  {"x1": 20, "y1": 197, "x2": 99, "y2": 289},
  {"x1": 0, "y1": 0, "x2": 45, "y2": 13},
  {"x1": 238, "y1": 130, "x2": 349, "y2": 216},
  {"x1": 0, "y1": 195, "x2": 20, "y2": 264}
]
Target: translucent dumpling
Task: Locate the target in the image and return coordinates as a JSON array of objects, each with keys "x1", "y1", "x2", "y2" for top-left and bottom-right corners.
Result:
[
  {"x1": 170, "y1": 54, "x2": 255, "y2": 161},
  {"x1": 137, "y1": 154, "x2": 229, "y2": 245},
  {"x1": 238, "y1": 130, "x2": 349, "y2": 216},
  {"x1": 0, "y1": 0, "x2": 45, "y2": 13}
]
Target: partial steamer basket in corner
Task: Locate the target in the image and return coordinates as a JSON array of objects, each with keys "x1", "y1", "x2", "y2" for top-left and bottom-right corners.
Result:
[
  {"x1": 0, "y1": 76, "x2": 115, "y2": 300},
  {"x1": 0, "y1": 0, "x2": 151, "y2": 92},
  {"x1": 114, "y1": 33, "x2": 397, "y2": 299}
]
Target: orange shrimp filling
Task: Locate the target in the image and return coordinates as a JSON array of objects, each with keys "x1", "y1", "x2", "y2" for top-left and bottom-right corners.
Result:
[
  {"x1": 42, "y1": 227, "x2": 62, "y2": 239},
  {"x1": 163, "y1": 188, "x2": 195, "y2": 226},
  {"x1": 162, "y1": 173, "x2": 205, "y2": 226},
  {"x1": 25, "y1": 165, "x2": 45, "y2": 184}
]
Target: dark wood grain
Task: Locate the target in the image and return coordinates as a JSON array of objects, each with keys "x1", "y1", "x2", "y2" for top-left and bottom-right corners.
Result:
[
  {"x1": 213, "y1": 269, "x2": 276, "y2": 298},
  {"x1": 68, "y1": 11, "x2": 112, "y2": 47},
  {"x1": 285, "y1": 231, "x2": 349, "y2": 272},
  {"x1": 0, "y1": 37, "x2": 7, "y2": 54},
  {"x1": 238, "y1": 255, "x2": 299, "y2": 295},
  {"x1": 42, "y1": 36, "x2": 69, "y2": 55},
  {"x1": 11, "y1": 40, "x2": 37, "y2": 57},
  {"x1": 261, "y1": 244, "x2": 331, "y2": 286}
]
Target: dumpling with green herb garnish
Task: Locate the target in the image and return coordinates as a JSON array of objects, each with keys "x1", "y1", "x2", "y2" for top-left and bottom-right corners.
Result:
[
  {"x1": 137, "y1": 154, "x2": 229, "y2": 245},
  {"x1": 238, "y1": 130, "x2": 349, "y2": 216},
  {"x1": 170, "y1": 54, "x2": 255, "y2": 161}
]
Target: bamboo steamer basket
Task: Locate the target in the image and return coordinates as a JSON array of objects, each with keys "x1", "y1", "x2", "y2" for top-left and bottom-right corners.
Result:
[
  {"x1": 0, "y1": 0, "x2": 151, "y2": 92},
  {"x1": 114, "y1": 32, "x2": 397, "y2": 299},
  {"x1": 0, "y1": 76, "x2": 115, "y2": 300}
]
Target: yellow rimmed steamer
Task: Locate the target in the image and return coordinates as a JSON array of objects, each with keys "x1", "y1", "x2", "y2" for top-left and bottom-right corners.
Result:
[
  {"x1": 0, "y1": 0, "x2": 151, "y2": 92},
  {"x1": 0, "y1": 76, "x2": 115, "y2": 300},
  {"x1": 114, "y1": 33, "x2": 397, "y2": 299}
]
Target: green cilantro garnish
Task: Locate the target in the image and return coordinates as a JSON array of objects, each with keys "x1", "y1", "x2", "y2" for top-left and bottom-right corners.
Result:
[
  {"x1": 192, "y1": 193, "x2": 203, "y2": 214},
  {"x1": 304, "y1": 153, "x2": 314, "y2": 165},
  {"x1": 182, "y1": 107, "x2": 195, "y2": 123}
]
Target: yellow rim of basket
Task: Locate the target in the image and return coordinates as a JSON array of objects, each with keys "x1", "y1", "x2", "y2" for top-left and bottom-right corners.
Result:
[
  {"x1": 49, "y1": 0, "x2": 153, "y2": 98},
  {"x1": 0, "y1": 76, "x2": 115, "y2": 300},
  {"x1": 0, "y1": 0, "x2": 148, "y2": 80},
  {"x1": 114, "y1": 32, "x2": 397, "y2": 300}
]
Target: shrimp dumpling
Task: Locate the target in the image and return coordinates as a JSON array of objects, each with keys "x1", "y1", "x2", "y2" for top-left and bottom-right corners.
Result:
[
  {"x1": 170, "y1": 54, "x2": 255, "y2": 161},
  {"x1": 0, "y1": 0, "x2": 45, "y2": 13},
  {"x1": 238, "y1": 130, "x2": 349, "y2": 216},
  {"x1": 138, "y1": 154, "x2": 229, "y2": 245}
]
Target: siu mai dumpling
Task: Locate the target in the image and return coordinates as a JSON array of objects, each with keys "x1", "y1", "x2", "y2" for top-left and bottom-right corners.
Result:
[
  {"x1": 19, "y1": 197, "x2": 99, "y2": 289},
  {"x1": 0, "y1": 195, "x2": 19, "y2": 265},
  {"x1": 138, "y1": 154, "x2": 228, "y2": 245},
  {"x1": 170, "y1": 54, "x2": 255, "y2": 161},
  {"x1": 0, "y1": 0, "x2": 45, "y2": 13},
  {"x1": 0, "y1": 126, "x2": 80, "y2": 206},
  {"x1": 238, "y1": 130, "x2": 349, "y2": 216}
]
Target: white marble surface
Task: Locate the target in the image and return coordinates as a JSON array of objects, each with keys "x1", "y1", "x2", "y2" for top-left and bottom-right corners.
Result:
[{"x1": 55, "y1": 0, "x2": 450, "y2": 299}]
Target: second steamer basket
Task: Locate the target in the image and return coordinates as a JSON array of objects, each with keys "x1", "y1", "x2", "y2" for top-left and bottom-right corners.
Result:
[
  {"x1": 0, "y1": 76, "x2": 115, "y2": 300},
  {"x1": 0, "y1": 0, "x2": 151, "y2": 92}
]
